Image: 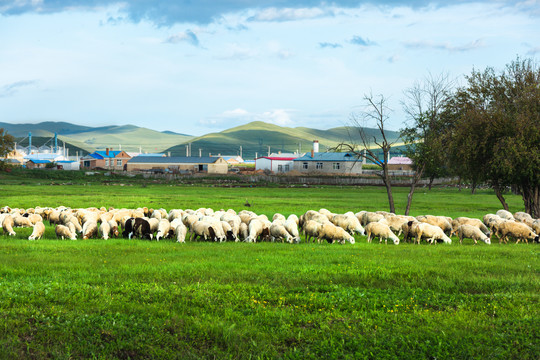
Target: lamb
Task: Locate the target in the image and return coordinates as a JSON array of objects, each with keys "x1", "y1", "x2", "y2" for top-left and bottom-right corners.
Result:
[
  {"x1": 156, "y1": 219, "x2": 171, "y2": 241},
  {"x1": 269, "y1": 223, "x2": 293, "y2": 243},
  {"x1": 451, "y1": 217, "x2": 490, "y2": 236},
  {"x1": 28, "y1": 221, "x2": 46, "y2": 240},
  {"x1": 413, "y1": 223, "x2": 452, "y2": 244},
  {"x1": 496, "y1": 209, "x2": 514, "y2": 221},
  {"x1": 98, "y1": 221, "x2": 111, "y2": 240},
  {"x1": 331, "y1": 214, "x2": 365, "y2": 236},
  {"x1": 365, "y1": 222, "x2": 400, "y2": 245},
  {"x1": 55, "y1": 224, "x2": 77, "y2": 240},
  {"x1": 175, "y1": 223, "x2": 188, "y2": 243},
  {"x1": 317, "y1": 223, "x2": 355, "y2": 244},
  {"x1": 303, "y1": 220, "x2": 322, "y2": 243},
  {"x1": 2, "y1": 215, "x2": 16, "y2": 236},
  {"x1": 497, "y1": 221, "x2": 539, "y2": 244},
  {"x1": 456, "y1": 224, "x2": 491, "y2": 245}
]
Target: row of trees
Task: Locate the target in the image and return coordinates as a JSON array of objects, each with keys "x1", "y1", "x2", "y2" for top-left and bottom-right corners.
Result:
[{"x1": 343, "y1": 57, "x2": 540, "y2": 218}]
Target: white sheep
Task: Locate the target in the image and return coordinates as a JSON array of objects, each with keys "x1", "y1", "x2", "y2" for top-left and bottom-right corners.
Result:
[
  {"x1": 413, "y1": 223, "x2": 452, "y2": 244},
  {"x1": 284, "y1": 219, "x2": 301, "y2": 243},
  {"x1": 220, "y1": 221, "x2": 236, "y2": 241},
  {"x1": 82, "y1": 221, "x2": 98, "y2": 240},
  {"x1": 55, "y1": 224, "x2": 77, "y2": 240},
  {"x1": 303, "y1": 220, "x2": 322, "y2": 243},
  {"x1": 269, "y1": 222, "x2": 293, "y2": 243},
  {"x1": 175, "y1": 223, "x2": 188, "y2": 243},
  {"x1": 28, "y1": 221, "x2": 46, "y2": 240},
  {"x1": 361, "y1": 212, "x2": 385, "y2": 226},
  {"x1": 272, "y1": 213, "x2": 286, "y2": 222},
  {"x1": 108, "y1": 219, "x2": 119, "y2": 238},
  {"x1": 365, "y1": 222, "x2": 400, "y2": 245},
  {"x1": 317, "y1": 223, "x2": 355, "y2": 244},
  {"x1": 13, "y1": 215, "x2": 33, "y2": 228},
  {"x1": 496, "y1": 209, "x2": 514, "y2": 221},
  {"x1": 238, "y1": 222, "x2": 249, "y2": 242},
  {"x1": 417, "y1": 215, "x2": 453, "y2": 235},
  {"x1": 147, "y1": 218, "x2": 160, "y2": 233},
  {"x1": 2, "y1": 215, "x2": 16, "y2": 236},
  {"x1": 156, "y1": 219, "x2": 171, "y2": 241},
  {"x1": 532, "y1": 219, "x2": 540, "y2": 235},
  {"x1": 451, "y1": 217, "x2": 490, "y2": 236},
  {"x1": 331, "y1": 214, "x2": 365, "y2": 236},
  {"x1": 287, "y1": 214, "x2": 299, "y2": 226},
  {"x1": 497, "y1": 221, "x2": 539, "y2": 244},
  {"x1": 98, "y1": 221, "x2": 111, "y2": 240},
  {"x1": 246, "y1": 218, "x2": 270, "y2": 243},
  {"x1": 191, "y1": 221, "x2": 218, "y2": 241},
  {"x1": 456, "y1": 224, "x2": 490, "y2": 245},
  {"x1": 27, "y1": 214, "x2": 43, "y2": 225}
]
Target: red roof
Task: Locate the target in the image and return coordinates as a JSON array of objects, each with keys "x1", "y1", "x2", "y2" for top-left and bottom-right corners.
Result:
[{"x1": 259, "y1": 156, "x2": 298, "y2": 161}]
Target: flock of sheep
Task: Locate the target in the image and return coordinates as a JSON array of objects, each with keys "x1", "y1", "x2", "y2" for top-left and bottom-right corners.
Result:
[{"x1": 1, "y1": 205, "x2": 539, "y2": 246}]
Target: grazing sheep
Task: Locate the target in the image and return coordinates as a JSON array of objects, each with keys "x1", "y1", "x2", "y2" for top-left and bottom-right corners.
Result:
[
  {"x1": 456, "y1": 224, "x2": 491, "y2": 245},
  {"x1": 82, "y1": 221, "x2": 98, "y2": 240},
  {"x1": 65, "y1": 216, "x2": 83, "y2": 235},
  {"x1": 156, "y1": 219, "x2": 171, "y2": 241},
  {"x1": 451, "y1": 217, "x2": 490, "y2": 236},
  {"x1": 269, "y1": 223, "x2": 293, "y2": 243},
  {"x1": 27, "y1": 214, "x2": 43, "y2": 225},
  {"x1": 246, "y1": 219, "x2": 270, "y2": 243},
  {"x1": 55, "y1": 224, "x2": 76, "y2": 240},
  {"x1": 2, "y1": 215, "x2": 16, "y2": 236},
  {"x1": 496, "y1": 209, "x2": 514, "y2": 221},
  {"x1": 317, "y1": 223, "x2": 355, "y2": 244},
  {"x1": 303, "y1": 220, "x2": 322, "y2": 243},
  {"x1": 497, "y1": 221, "x2": 539, "y2": 244},
  {"x1": 284, "y1": 219, "x2": 301, "y2": 243},
  {"x1": 331, "y1": 214, "x2": 365, "y2": 236},
  {"x1": 98, "y1": 221, "x2": 111, "y2": 240},
  {"x1": 147, "y1": 218, "x2": 160, "y2": 233},
  {"x1": 28, "y1": 221, "x2": 46, "y2": 240},
  {"x1": 365, "y1": 222, "x2": 400, "y2": 245},
  {"x1": 532, "y1": 219, "x2": 540, "y2": 235},
  {"x1": 319, "y1": 208, "x2": 336, "y2": 221},
  {"x1": 417, "y1": 215, "x2": 453, "y2": 236},
  {"x1": 13, "y1": 215, "x2": 33, "y2": 228},
  {"x1": 287, "y1": 214, "x2": 299, "y2": 226},
  {"x1": 130, "y1": 218, "x2": 153, "y2": 240},
  {"x1": 175, "y1": 223, "x2": 188, "y2": 243},
  {"x1": 220, "y1": 221, "x2": 236, "y2": 241},
  {"x1": 191, "y1": 221, "x2": 218, "y2": 242},
  {"x1": 413, "y1": 223, "x2": 452, "y2": 244},
  {"x1": 272, "y1": 213, "x2": 286, "y2": 222},
  {"x1": 379, "y1": 215, "x2": 411, "y2": 236},
  {"x1": 107, "y1": 219, "x2": 119, "y2": 238},
  {"x1": 238, "y1": 222, "x2": 249, "y2": 242},
  {"x1": 361, "y1": 212, "x2": 384, "y2": 226}
]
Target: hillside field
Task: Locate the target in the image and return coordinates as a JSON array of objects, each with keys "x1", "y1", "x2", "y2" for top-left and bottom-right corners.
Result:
[{"x1": 0, "y1": 184, "x2": 538, "y2": 359}]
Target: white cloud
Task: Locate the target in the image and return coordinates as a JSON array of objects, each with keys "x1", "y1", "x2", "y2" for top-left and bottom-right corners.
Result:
[{"x1": 248, "y1": 7, "x2": 333, "y2": 22}]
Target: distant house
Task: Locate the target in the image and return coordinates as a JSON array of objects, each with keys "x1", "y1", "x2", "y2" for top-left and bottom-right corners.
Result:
[
  {"x1": 80, "y1": 148, "x2": 131, "y2": 170},
  {"x1": 255, "y1": 153, "x2": 301, "y2": 173},
  {"x1": 216, "y1": 155, "x2": 244, "y2": 165},
  {"x1": 56, "y1": 161, "x2": 80, "y2": 171},
  {"x1": 126, "y1": 156, "x2": 228, "y2": 174},
  {"x1": 26, "y1": 159, "x2": 52, "y2": 169},
  {"x1": 292, "y1": 152, "x2": 363, "y2": 174},
  {"x1": 387, "y1": 156, "x2": 413, "y2": 171}
]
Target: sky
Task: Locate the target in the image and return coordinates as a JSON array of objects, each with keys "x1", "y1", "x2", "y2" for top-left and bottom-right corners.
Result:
[{"x1": 1, "y1": 0, "x2": 538, "y2": 136}]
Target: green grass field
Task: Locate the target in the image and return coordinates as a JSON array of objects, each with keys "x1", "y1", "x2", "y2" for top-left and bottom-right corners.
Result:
[{"x1": 0, "y1": 182, "x2": 538, "y2": 359}]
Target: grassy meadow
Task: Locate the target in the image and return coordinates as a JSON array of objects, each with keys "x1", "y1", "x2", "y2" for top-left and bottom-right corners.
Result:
[{"x1": 0, "y1": 181, "x2": 538, "y2": 359}]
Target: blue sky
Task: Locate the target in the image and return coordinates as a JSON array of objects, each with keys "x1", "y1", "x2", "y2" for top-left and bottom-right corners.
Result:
[{"x1": 1, "y1": 0, "x2": 538, "y2": 135}]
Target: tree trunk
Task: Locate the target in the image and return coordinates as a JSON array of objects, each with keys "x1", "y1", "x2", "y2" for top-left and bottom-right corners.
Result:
[
  {"x1": 521, "y1": 184, "x2": 540, "y2": 218},
  {"x1": 493, "y1": 183, "x2": 510, "y2": 211},
  {"x1": 405, "y1": 165, "x2": 425, "y2": 216},
  {"x1": 471, "y1": 180, "x2": 477, "y2": 195},
  {"x1": 382, "y1": 164, "x2": 395, "y2": 214},
  {"x1": 457, "y1": 177, "x2": 462, "y2": 192},
  {"x1": 428, "y1": 175, "x2": 435, "y2": 190}
]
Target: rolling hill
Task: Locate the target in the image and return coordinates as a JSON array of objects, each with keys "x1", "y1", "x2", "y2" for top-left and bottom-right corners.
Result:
[
  {"x1": 0, "y1": 122, "x2": 194, "y2": 153},
  {"x1": 165, "y1": 121, "x2": 403, "y2": 159}
]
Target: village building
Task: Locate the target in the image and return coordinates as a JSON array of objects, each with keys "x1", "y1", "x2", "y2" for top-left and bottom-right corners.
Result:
[
  {"x1": 387, "y1": 156, "x2": 414, "y2": 171},
  {"x1": 255, "y1": 153, "x2": 301, "y2": 173},
  {"x1": 126, "y1": 156, "x2": 228, "y2": 174},
  {"x1": 292, "y1": 152, "x2": 363, "y2": 175},
  {"x1": 80, "y1": 148, "x2": 131, "y2": 170}
]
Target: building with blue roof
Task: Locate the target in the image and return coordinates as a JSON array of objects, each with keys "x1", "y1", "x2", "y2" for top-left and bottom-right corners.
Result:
[
  {"x1": 292, "y1": 152, "x2": 363, "y2": 174},
  {"x1": 80, "y1": 148, "x2": 132, "y2": 170}
]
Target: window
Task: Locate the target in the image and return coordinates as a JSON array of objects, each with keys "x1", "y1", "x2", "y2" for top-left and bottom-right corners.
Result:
[
  {"x1": 278, "y1": 165, "x2": 283, "y2": 172},
  {"x1": 117, "y1": 159, "x2": 122, "y2": 166},
  {"x1": 105, "y1": 159, "x2": 109, "y2": 166},
  {"x1": 316, "y1": 162, "x2": 323, "y2": 169},
  {"x1": 302, "y1": 162, "x2": 308, "y2": 169},
  {"x1": 333, "y1": 162, "x2": 341, "y2": 170},
  {"x1": 284, "y1": 164, "x2": 290, "y2": 172}
]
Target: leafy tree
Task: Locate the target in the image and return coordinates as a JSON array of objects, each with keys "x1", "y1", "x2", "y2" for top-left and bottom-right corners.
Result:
[
  {"x1": 0, "y1": 128, "x2": 15, "y2": 170},
  {"x1": 443, "y1": 57, "x2": 540, "y2": 216}
]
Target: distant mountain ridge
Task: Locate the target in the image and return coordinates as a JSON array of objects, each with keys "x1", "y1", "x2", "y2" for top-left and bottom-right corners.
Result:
[{"x1": 1, "y1": 120, "x2": 403, "y2": 159}]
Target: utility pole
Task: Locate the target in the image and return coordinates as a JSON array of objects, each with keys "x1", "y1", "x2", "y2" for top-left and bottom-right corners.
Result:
[
  {"x1": 240, "y1": 146, "x2": 242, "y2": 159},
  {"x1": 186, "y1": 145, "x2": 189, "y2": 156},
  {"x1": 199, "y1": 148, "x2": 202, "y2": 157},
  {"x1": 267, "y1": 146, "x2": 270, "y2": 156}
]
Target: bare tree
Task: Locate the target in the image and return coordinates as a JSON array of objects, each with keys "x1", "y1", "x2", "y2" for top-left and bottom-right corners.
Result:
[
  {"x1": 400, "y1": 73, "x2": 455, "y2": 215},
  {"x1": 338, "y1": 93, "x2": 397, "y2": 213}
]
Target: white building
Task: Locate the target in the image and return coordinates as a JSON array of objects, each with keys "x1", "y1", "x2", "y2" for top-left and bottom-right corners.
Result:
[{"x1": 255, "y1": 153, "x2": 301, "y2": 173}]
